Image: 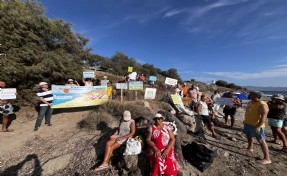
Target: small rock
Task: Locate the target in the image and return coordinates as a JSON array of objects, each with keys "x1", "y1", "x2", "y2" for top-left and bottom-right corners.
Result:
[{"x1": 223, "y1": 151, "x2": 229, "y2": 158}]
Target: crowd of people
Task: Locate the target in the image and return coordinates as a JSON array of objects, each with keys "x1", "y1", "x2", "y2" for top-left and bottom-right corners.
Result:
[{"x1": 1, "y1": 77, "x2": 287, "y2": 174}]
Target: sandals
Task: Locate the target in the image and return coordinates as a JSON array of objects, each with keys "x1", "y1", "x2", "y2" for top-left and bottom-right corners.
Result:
[
  {"x1": 95, "y1": 165, "x2": 110, "y2": 172},
  {"x1": 1, "y1": 129, "x2": 14, "y2": 132}
]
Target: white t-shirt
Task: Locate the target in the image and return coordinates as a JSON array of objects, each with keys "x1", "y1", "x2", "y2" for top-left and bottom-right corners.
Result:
[
  {"x1": 199, "y1": 101, "x2": 209, "y2": 116},
  {"x1": 213, "y1": 94, "x2": 221, "y2": 102}
]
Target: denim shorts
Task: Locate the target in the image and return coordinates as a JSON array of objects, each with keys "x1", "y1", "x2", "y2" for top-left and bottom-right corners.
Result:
[
  {"x1": 243, "y1": 123, "x2": 265, "y2": 140},
  {"x1": 283, "y1": 119, "x2": 287, "y2": 127},
  {"x1": 268, "y1": 118, "x2": 283, "y2": 128}
]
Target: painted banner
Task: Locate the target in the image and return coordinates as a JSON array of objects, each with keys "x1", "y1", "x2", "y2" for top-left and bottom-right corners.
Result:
[
  {"x1": 144, "y1": 88, "x2": 157, "y2": 99},
  {"x1": 0, "y1": 88, "x2": 17, "y2": 100},
  {"x1": 214, "y1": 98, "x2": 234, "y2": 106},
  {"x1": 52, "y1": 85, "x2": 108, "y2": 108},
  {"x1": 149, "y1": 76, "x2": 157, "y2": 81},
  {"x1": 128, "y1": 81, "x2": 143, "y2": 90},
  {"x1": 116, "y1": 83, "x2": 128, "y2": 90},
  {"x1": 165, "y1": 77, "x2": 178, "y2": 86},
  {"x1": 101, "y1": 80, "x2": 109, "y2": 86},
  {"x1": 83, "y1": 72, "x2": 95, "y2": 78},
  {"x1": 171, "y1": 94, "x2": 180, "y2": 105},
  {"x1": 128, "y1": 66, "x2": 133, "y2": 72}
]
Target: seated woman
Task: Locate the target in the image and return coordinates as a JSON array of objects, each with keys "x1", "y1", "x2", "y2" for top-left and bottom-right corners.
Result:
[
  {"x1": 146, "y1": 113, "x2": 178, "y2": 176},
  {"x1": 95, "y1": 111, "x2": 136, "y2": 172},
  {"x1": 197, "y1": 95, "x2": 218, "y2": 138}
]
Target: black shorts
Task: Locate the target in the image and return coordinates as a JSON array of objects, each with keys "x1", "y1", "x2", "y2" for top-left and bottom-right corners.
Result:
[
  {"x1": 223, "y1": 107, "x2": 236, "y2": 116},
  {"x1": 201, "y1": 115, "x2": 212, "y2": 124}
]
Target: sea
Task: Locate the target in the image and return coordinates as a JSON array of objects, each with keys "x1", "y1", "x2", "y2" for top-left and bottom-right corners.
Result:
[{"x1": 260, "y1": 91, "x2": 287, "y2": 97}]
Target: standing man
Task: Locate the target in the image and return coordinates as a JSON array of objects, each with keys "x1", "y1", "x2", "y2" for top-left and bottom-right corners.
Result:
[
  {"x1": 34, "y1": 82, "x2": 53, "y2": 131},
  {"x1": 243, "y1": 91, "x2": 271, "y2": 165},
  {"x1": 223, "y1": 91, "x2": 241, "y2": 128},
  {"x1": 0, "y1": 79, "x2": 14, "y2": 132}
]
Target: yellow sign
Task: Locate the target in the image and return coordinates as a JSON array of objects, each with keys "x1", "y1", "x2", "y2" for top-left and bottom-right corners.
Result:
[
  {"x1": 128, "y1": 66, "x2": 133, "y2": 72},
  {"x1": 171, "y1": 94, "x2": 180, "y2": 105}
]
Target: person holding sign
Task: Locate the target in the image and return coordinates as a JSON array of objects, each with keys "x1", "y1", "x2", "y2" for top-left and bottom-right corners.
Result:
[
  {"x1": 0, "y1": 80, "x2": 14, "y2": 132},
  {"x1": 34, "y1": 82, "x2": 54, "y2": 131},
  {"x1": 82, "y1": 77, "x2": 93, "y2": 86},
  {"x1": 65, "y1": 79, "x2": 79, "y2": 86},
  {"x1": 223, "y1": 92, "x2": 241, "y2": 128}
]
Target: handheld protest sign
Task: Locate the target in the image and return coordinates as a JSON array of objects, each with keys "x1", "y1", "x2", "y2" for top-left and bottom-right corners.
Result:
[
  {"x1": 144, "y1": 88, "x2": 157, "y2": 100},
  {"x1": 149, "y1": 76, "x2": 157, "y2": 81},
  {"x1": 171, "y1": 94, "x2": 180, "y2": 105},
  {"x1": 0, "y1": 88, "x2": 17, "y2": 100},
  {"x1": 83, "y1": 72, "x2": 95, "y2": 78},
  {"x1": 101, "y1": 80, "x2": 109, "y2": 86},
  {"x1": 128, "y1": 67, "x2": 133, "y2": 72},
  {"x1": 165, "y1": 77, "x2": 178, "y2": 86},
  {"x1": 214, "y1": 98, "x2": 234, "y2": 106}
]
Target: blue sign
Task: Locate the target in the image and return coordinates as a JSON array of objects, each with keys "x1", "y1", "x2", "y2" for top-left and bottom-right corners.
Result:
[{"x1": 149, "y1": 76, "x2": 157, "y2": 81}]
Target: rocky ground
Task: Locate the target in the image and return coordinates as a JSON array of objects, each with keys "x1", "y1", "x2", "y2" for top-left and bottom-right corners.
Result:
[{"x1": 0, "y1": 102, "x2": 287, "y2": 176}]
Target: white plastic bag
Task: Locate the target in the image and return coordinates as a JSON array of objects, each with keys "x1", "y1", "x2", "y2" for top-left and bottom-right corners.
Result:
[{"x1": 123, "y1": 138, "x2": 142, "y2": 155}]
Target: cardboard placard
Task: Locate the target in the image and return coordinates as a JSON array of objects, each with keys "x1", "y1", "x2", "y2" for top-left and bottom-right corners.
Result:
[
  {"x1": 0, "y1": 88, "x2": 17, "y2": 100},
  {"x1": 149, "y1": 76, "x2": 157, "y2": 81},
  {"x1": 171, "y1": 94, "x2": 180, "y2": 105},
  {"x1": 116, "y1": 83, "x2": 128, "y2": 90},
  {"x1": 83, "y1": 72, "x2": 95, "y2": 78},
  {"x1": 144, "y1": 88, "x2": 157, "y2": 99},
  {"x1": 128, "y1": 67, "x2": 133, "y2": 72},
  {"x1": 214, "y1": 98, "x2": 234, "y2": 106},
  {"x1": 165, "y1": 77, "x2": 178, "y2": 86},
  {"x1": 128, "y1": 81, "x2": 143, "y2": 90}
]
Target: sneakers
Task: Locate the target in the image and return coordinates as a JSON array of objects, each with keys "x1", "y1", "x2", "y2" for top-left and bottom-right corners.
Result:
[{"x1": 46, "y1": 124, "x2": 52, "y2": 126}]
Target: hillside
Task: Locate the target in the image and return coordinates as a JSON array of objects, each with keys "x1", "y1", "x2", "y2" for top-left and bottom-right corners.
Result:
[{"x1": 1, "y1": 80, "x2": 287, "y2": 176}]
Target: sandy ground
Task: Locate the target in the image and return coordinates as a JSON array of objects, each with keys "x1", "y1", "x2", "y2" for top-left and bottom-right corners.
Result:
[{"x1": 0, "y1": 106, "x2": 287, "y2": 176}]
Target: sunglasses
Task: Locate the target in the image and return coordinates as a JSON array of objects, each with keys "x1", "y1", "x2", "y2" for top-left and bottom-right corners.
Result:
[{"x1": 153, "y1": 117, "x2": 163, "y2": 121}]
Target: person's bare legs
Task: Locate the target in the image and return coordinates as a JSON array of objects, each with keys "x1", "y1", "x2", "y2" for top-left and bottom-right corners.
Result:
[
  {"x1": 100, "y1": 140, "x2": 121, "y2": 167},
  {"x1": 271, "y1": 126, "x2": 280, "y2": 144},
  {"x1": 2, "y1": 114, "x2": 8, "y2": 131},
  {"x1": 243, "y1": 136, "x2": 254, "y2": 152},
  {"x1": 224, "y1": 114, "x2": 228, "y2": 125},
  {"x1": 230, "y1": 115, "x2": 235, "y2": 128},
  {"x1": 282, "y1": 126, "x2": 287, "y2": 141},
  {"x1": 256, "y1": 138, "x2": 271, "y2": 164},
  {"x1": 208, "y1": 122, "x2": 217, "y2": 138},
  {"x1": 274, "y1": 127, "x2": 287, "y2": 147}
]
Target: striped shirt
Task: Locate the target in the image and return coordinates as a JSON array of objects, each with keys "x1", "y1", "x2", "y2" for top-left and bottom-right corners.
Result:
[{"x1": 37, "y1": 89, "x2": 53, "y2": 106}]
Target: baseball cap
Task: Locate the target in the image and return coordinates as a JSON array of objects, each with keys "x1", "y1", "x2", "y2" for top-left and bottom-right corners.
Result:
[
  {"x1": 68, "y1": 79, "x2": 73, "y2": 82},
  {"x1": 39, "y1": 82, "x2": 48, "y2": 86},
  {"x1": 123, "y1": 110, "x2": 131, "y2": 121},
  {"x1": 272, "y1": 94, "x2": 284, "y2": 101}
]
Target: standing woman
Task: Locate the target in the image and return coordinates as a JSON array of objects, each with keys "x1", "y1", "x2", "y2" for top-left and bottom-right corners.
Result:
[
  {"x1": 95, "y1": 111, "x2": 136, "y2": 172},
  {"x1": 146, "y1": 113, "x2": 178, "y2": 176}
]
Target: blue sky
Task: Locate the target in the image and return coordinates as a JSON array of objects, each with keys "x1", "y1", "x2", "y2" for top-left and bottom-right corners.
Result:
[{"x1": 40, "y1": 0, "x2": 287, "y2": 87}]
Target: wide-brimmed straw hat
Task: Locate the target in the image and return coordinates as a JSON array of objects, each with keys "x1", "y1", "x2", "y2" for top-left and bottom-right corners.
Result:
[{"x1": 272, "y1": 94, "x2": 285, "y2": 101}]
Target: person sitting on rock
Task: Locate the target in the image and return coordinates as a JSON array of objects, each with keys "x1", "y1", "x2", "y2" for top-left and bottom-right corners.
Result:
[
  {"x1": 95, "y1": 111, "x2": 136, "y2": 172},
  {"x1": 146, "y1": 113, "x2": 178, "y2": 176},
  {"x1": 197, "y1": 95, "x2": 218, "y2": 138}
]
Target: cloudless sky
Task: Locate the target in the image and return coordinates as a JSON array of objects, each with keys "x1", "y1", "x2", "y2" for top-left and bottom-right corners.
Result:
[{"x1": 40, "y1": 0, "x2": 287, "y2": 87}]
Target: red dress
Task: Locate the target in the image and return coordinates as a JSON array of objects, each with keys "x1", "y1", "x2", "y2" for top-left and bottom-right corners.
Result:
[{"x1": 148, "y1": 124, "x2": 178, "y2": 176}]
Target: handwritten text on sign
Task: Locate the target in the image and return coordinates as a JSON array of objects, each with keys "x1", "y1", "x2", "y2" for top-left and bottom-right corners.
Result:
[
  {"x1": 165, "y1": 77, "x2": 178, "y2": 86},
  {"x1": 0, "y1": 88, "x2": 17, "y2": 100}
]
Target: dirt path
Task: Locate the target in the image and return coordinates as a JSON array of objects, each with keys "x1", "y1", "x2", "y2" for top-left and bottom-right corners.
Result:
[{"x1": 0, "y1": 108, "x2": 90, "y2": 155}]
